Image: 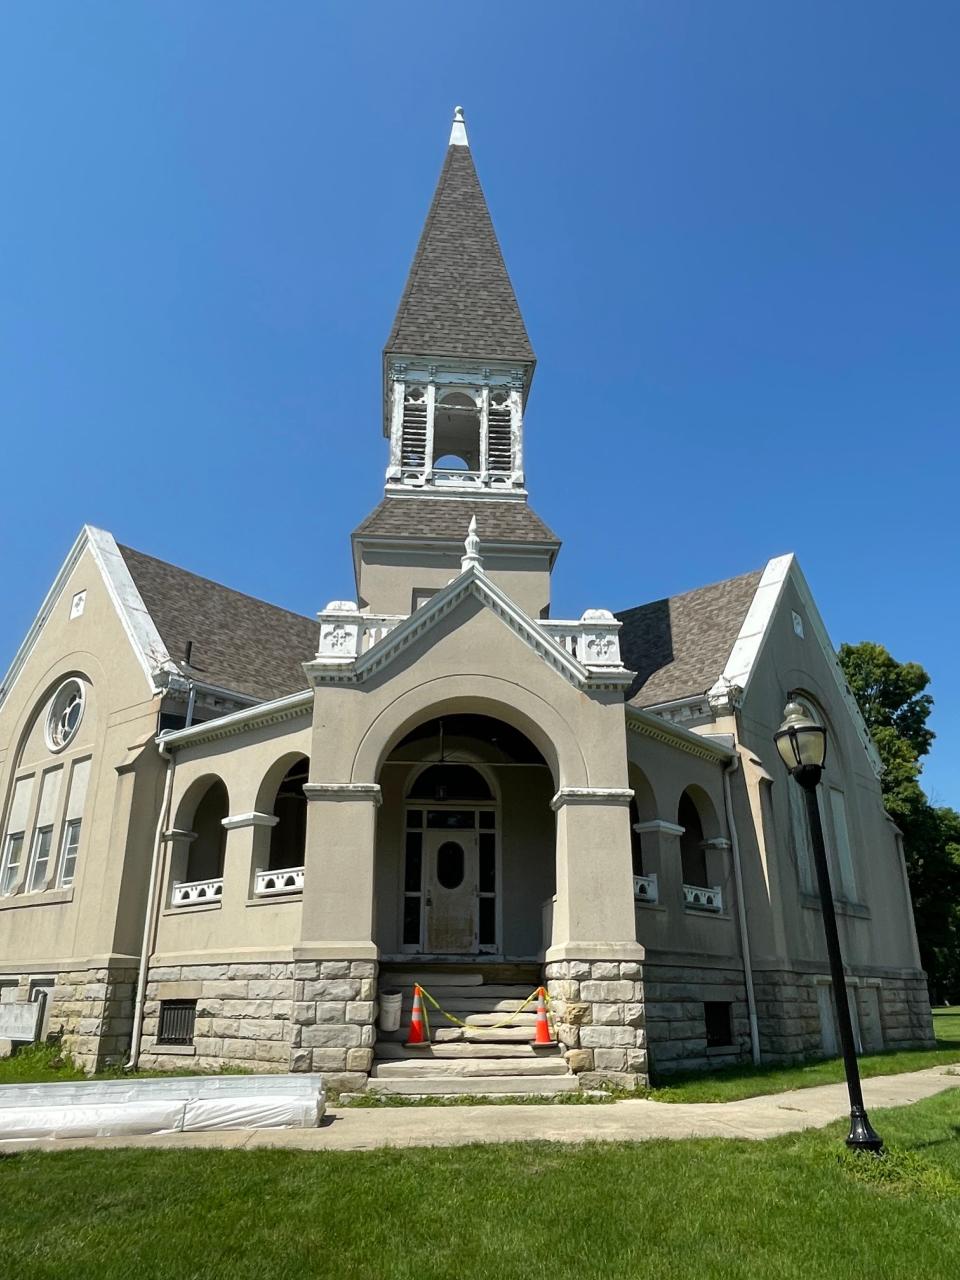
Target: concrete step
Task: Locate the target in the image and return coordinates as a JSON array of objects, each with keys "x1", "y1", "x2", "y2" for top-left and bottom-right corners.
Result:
[
  {"x1": 372, "y1": 1056, "x2": 570, "y2": 1079},
  {"x1": 462, "y1": 1012, "x2": 537, "y2": 1026},
  {"x1": 367, "y1": 1075, "x2": 579, "y2": 1097},
  {"x1": 433, "y1": 1026, "x2": 548, "y2": 1043},
  {"x1": 405, "y1": 985, "x2": 537, "y2": 1002},
  {"x1": 373, "y1": 1041, "x2": 558, "y2": 1060},
  {"x1": 386, "y1": 972, "x2": 484, "y2": 987}
]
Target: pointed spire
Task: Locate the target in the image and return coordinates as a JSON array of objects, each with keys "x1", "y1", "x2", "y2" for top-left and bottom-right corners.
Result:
[
  {"x1": 449, "y1": 105, "x2": 469, "y2": 147},
  {"x1": 384, "y1": 112, "x2": 534, "y2": 364},
  {"x1": 460, "y1": 516, "x2": 483, "y2": 574}
]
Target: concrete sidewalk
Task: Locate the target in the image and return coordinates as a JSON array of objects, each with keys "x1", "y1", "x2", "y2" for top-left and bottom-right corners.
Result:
[{"x1": 4, "y1": 1064, "x2": 957, "y2": 1154}]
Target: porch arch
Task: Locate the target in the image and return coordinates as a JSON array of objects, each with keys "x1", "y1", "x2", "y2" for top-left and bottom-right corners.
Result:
[{"x1": 352, "y1": 676, "x2": 587, "y2": 790}]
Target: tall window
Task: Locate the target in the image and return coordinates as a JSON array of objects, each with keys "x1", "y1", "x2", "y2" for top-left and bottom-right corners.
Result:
[
  {"x1": 829, "y1": 788, "x2": 858, "y2": 901},
  {"x1": 27, "y1": 827, "x2": 53, "y2": 893},
  {"x1": 58, "y1": 820, "x2": 82, "y2": 889},
  {"x1": 0, "y1": 834, "x2": 24, "y2": 897}
]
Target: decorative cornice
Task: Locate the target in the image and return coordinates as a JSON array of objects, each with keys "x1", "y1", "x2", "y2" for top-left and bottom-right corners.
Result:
[
  {"x1": 550, "y1": 787, "x2": 634, "y2": 811},
  {"x1": 624, "y1": 705, "x2": 736, "y2": 764},
  {"x1": 221, "y1": 812, "x2": 279, "y2": 831},
  {"x1": 156, "y1": 689, "x2": 312, "y2": 750},
  {"x1": 303, "y1": 783, "x2": 383, "y2": 806}
]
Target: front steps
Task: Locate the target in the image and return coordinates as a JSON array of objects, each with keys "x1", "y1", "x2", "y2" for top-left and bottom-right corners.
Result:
[{"x1": 371, "y1": 969, "x2": 576, "y2": 1098}]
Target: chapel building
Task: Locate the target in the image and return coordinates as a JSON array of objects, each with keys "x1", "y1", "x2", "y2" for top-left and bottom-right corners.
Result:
[{"x1": 0, "y1": 109, "x2": 933, "y2": 1093}]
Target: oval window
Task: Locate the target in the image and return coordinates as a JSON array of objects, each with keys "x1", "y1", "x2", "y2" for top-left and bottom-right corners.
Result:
[
  {"x1": 436, "y1": 841, "x2": 465, "y2": 890},
  {"x1": 46, "y1": 679, "x2": 85, "y2": 752}
]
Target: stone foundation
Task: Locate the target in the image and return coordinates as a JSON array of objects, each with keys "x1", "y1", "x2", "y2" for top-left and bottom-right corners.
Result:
[
  {"x1": 290, "y1": 958, "x2": 378, "y2": 1095},
  {"x1": 643, "y1": 963, "x2": 752, "y2": 1076},
  {"x1": 49, "y1": 965, "x2": 138, "y2": 1073},
  {"x1": 545, "y1": 959, "x2": 647, "y2": 1088},
  {"x1": 139, "y1": 962, "x2": 296, "y2": 1073}
]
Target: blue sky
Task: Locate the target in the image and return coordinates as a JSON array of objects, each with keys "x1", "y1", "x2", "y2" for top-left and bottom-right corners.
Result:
[{"x1": 1, "y1": 4, "x2": 958, "y2": 805}]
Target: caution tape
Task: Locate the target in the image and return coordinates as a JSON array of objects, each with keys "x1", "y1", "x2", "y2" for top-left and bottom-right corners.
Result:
[{"x1": 415, "y1": 983, "x2": 549, "y2": 1034}]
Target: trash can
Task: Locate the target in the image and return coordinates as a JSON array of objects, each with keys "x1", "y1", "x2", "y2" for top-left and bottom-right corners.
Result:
[{"x1": 378, "y1": 989, "x2": 403, "y2": 1032}]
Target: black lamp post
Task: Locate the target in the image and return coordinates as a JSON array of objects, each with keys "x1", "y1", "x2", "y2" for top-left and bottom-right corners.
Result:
[{"x1": 774, "y1": 700, "x2": 883, "y2": 1154}]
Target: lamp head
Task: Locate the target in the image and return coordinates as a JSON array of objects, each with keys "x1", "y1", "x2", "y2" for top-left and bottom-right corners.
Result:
[{"x1": 774, "y1": 699, "x2": 827, "y2": 784}]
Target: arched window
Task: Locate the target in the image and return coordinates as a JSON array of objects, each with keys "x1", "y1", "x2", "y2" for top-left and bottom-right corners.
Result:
[
  {"x1": 268, "y1": 758, "x2": 308, "y2": 871},
  {"x1": 408, "y1": 764, "x2": 493, "y2": 803},
  {"x1": 679, "y1": 791, "x2": 709, "y2": 888},
  {"x1": 433, "y1": 390, "x2": 481, "y2": 474},
  {"x1": 185, "y1": 780, "x2": 228, "y2": 882}
]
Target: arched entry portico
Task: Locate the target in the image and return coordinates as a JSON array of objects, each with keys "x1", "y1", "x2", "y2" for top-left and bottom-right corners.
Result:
[{"x1": 374, "y1": 714, "x2": 556, "y2": 960}]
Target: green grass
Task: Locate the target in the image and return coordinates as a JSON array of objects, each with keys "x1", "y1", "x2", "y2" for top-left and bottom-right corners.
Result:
[
  {"x1": 2, "y1": 1089, "x2": 960, "y2": 1279},
  {"x1": 647, "y1": 1006, "x2": 960, "y2": 1104},
  {"x1": 0, "y1": 1043, "x2": 249, "y2": 1086}
]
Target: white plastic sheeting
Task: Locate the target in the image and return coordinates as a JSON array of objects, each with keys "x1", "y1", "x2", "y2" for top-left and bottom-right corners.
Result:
[{"x1": 0, "y1": 1073, "x2": 325, "y2": 1143}]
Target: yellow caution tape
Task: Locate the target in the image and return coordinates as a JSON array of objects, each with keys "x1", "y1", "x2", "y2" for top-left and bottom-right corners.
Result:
[{"x1": 416, "y1": 983, "x2": 545, "y2": 1034}]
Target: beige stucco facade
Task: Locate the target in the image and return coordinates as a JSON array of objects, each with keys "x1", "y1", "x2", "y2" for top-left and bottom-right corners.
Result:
[{"x1": 0, "y1": 113, "x2": 931, "y2": 1086}]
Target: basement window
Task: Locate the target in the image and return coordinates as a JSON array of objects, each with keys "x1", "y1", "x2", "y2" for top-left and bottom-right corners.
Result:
[
  {"x1": 157, "y1": 999, "x2": 197, "y2": 1046},
  {"x1": 704, "y1": 1001, "x2": 733, "y2": 1049}
]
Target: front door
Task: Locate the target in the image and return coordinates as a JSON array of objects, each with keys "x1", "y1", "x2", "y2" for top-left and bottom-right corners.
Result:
[{"x1": 425, "y1": 827, "x2": 478, "y2": 953}]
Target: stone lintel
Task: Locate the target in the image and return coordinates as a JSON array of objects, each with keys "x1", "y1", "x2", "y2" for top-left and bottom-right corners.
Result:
[{"x1": 550, "y1": 787, "x2": 634, "y2": 812}]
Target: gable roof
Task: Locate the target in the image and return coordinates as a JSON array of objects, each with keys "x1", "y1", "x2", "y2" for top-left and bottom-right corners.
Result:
[
  {"x1": 618, "y1": 568, "x2": 764, "y2": 708},
  {"x1": 385, "y1": 140, "x2": 534, "y2": 365},
  {"x1": 117, "y1": 545, "x2": 318, "y2": 703},
  {"x1": 353, "y1": 496, "x2": 559, "y2": 549}
]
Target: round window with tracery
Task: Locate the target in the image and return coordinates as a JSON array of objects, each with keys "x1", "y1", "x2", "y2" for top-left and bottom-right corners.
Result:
[{"x1": 46, "y1": 680, "x2": 85, "y2": 752}]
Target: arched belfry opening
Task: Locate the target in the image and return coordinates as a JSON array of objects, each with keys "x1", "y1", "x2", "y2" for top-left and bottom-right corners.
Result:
[{"x1": 374, "y1": 714, "x2": 555, "y2": 959}]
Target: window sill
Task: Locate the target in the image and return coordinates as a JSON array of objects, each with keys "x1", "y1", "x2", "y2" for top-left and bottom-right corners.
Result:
[
  {"x1": 682, "y1": 907, "x2": 733, "y2": 922},
  {"x1": 0, "y1": 887, "x2": 74, "y2": 911},
  {"x1": 151, "y1": 1043, "x2": 197, "y2": 1057},
  {"x1": 162, "y1": 901, "x2": 222, "y2": 917},
  {"x1": 246, "y1": 893, "x2": 303, "y2": 908}
]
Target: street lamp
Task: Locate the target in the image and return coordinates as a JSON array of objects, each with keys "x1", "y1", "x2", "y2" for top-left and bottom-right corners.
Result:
[{"x1": 774, "y1": 699, "x2": 883, "y2": 1154}]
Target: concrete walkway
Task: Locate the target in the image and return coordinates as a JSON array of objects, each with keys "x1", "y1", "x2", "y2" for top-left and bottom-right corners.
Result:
[{"x1": 5, "y1": 1064, "x2": 958, "y2": 1154}]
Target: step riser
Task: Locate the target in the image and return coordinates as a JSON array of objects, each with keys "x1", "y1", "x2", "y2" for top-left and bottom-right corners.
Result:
[
  {"x1": 374, "y1": 1042, "x2": 557, "y2": 1060},
  {"x1": 372, "y1": 1058, "x2": 569, "y2": 1079},
  {"x1": 391, "y1": 985, "x2": 540, "y2": 1002},
  {"x1": 367, "y1": 1077, "x2": 580, "y2": 1096}
]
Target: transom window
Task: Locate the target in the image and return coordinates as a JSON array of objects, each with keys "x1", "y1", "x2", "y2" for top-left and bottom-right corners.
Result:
[{"x1": 46, "y1": 680, "x2": 85, "y2": 752}]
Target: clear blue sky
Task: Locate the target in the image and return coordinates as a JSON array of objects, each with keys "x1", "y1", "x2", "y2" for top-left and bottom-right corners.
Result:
[{"x1": 2, "y1": 4, "x2": 958, "y2": 805}]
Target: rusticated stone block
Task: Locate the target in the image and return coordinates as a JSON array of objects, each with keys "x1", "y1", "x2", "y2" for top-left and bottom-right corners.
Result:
[
  {"x1": 320, "y1": 961, "x2": 351, "y2": 978},
  {"x1": 564, "y1": 1048, "x2": 594, "y2": 1073},
  {"x1": 248, "y1": 980, "x2": 289, "y2": 1000},
  {"x1": 310, "y1": 1048, "x2": 349, "y2": 1071},
  {"x1": 304, "y1": 979, "x2": 360, "y2": 1002},
  {"x1": 346, "y1": 1047, "x2": 374, "y2": 1073},
  {"x1": 290, "y1": 1047, "x2": 312, "y2": 1071},
  {"x1": 346, "y1": 1001, "x2": 375, "y2": 1024},
  {"x1": 581, "y1": 980, "x2": 635, "y2": 1002},
  {"x1": 228, "y1": 964, "x2": 272, "y2": 980},
  {"x1": 580, "y1": 1025, "x2": 637, "y2": 1049},
  {"x1": 590, "y1": 962, "x2": 621, "y2": 980},
  {"x1": 181, "y1": 965, "x2": 228, "y2": 980},
  {"x1": 313, "y1": 1001, "x2": 347, "y2": 1024},
  {"x1": 301, "y1": 1024, "x2": 361, "y2": 1049},
  {"x1": 350, "y1": 961, "x2": 377, "y2": 978},
  {"x1": 593, "y1": 1048, "x2": 628, "y2": 1071},
  {"x1": 591, "y1": 1003, "x2": 625, "y2": 1026}
]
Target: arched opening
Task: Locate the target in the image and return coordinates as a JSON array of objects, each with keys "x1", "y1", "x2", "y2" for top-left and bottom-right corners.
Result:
[
  {"x1": 265, "y1": 757, "x2": 308, "y2": 871},
  {"x1": 678, "y1": 791, "x2": 708, "y2": 888},
  {"x1": 185, "y1": 779, "x2": 229, "y2": 882},
  {"x1": 628, "y1": 765, "x2": 657, "y2": 877},
  {"x1": 433, "y1": 390, "x2": 481, "y2": 475},
  {"x1": 375, "y1": 714, "x2": 554, "y2": 958}
]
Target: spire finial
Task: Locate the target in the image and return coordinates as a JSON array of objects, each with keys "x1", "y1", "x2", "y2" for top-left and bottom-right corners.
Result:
[
  {"x1": 449, "y1": 105, "x2": 469, "y2": 148},
  {"x1": 460, "y1": 515, "x2": 483, "y2": 573}
]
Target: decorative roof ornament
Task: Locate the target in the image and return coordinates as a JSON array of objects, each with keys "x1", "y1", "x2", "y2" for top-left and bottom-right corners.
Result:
[
  {"x1": 449, "y1": 105, "x2": 469, "y2": 147},
  {"x1": 460, "y1": 516, "x2": 483, "y2": 573}
]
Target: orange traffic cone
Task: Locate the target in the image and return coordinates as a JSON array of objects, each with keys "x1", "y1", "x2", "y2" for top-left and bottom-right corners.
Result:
[
  {"x1": 534, "y1": 986, "x2": 553, "y2": 1045},
  {"x1": 406, "y1": 984, "x2": 429, "y2": 1045}
]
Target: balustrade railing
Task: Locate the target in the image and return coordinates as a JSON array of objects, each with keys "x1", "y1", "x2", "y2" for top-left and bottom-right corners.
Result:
[
  {"x1": 633, "y1": 873, "x2": 659, "y2": 904},
  {"x1": 682, "y1": 883, "x2": 723, "y2": 912},
  {"x1": 171, "y1": 877, "x2": 223, "y2": 907},
  {"x1": 254, "y1": 867, "x2": 304, "y2": 897}
]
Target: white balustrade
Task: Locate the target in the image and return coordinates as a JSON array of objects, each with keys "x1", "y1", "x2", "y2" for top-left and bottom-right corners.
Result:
[
  {"x1": 172, "y1": 878, "x2": 223, "y2": 907},
  {"x1": 633, "y1": 873, "x2": 659, "y2": 904},
  {"x1": 541, "y1": 611, "x2": 623, "y2": 668},
  {"x1": 682, "y1": 883, "x2": 723, "y2": 913},
  {"x1": 254, "y1": 867, "x2": 305, "y2": 897}
]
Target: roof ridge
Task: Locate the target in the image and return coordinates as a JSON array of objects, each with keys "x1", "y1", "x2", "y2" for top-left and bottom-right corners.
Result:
[{"x1": 116, "y1": 544, "x2": 315, "y2": 625}]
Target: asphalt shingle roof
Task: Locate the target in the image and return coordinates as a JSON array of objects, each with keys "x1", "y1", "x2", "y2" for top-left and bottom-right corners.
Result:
[
  {"x1": 352, "y1": 498, "x2": 559, "y2": 547},
  {"x1": 618, "y1": 568, "x2": 763, "y2": 708},
  {"x1": 385, "y1": 144, "x2": 535, "y2": 364},
  {"x1": 118, "y1": 545, "x2": 317, "y2": 703}
]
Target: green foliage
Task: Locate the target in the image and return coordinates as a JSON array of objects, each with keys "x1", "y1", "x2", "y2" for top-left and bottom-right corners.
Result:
[
  {"x1": 838, "y1": 641, "x2": 960, "y2": 1001},
  {"x1": 838, "y1": 1145, "x2": 960, "y2": 1199}
]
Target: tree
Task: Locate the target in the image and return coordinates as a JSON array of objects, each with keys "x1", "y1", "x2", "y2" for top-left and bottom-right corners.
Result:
[{"x1": 838, "y1": 641, "x2": 960, "y2": 1003}]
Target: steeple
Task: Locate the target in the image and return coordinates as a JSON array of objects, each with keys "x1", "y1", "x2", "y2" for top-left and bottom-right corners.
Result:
[{"x1": 385, "y1": 106, "x2": 534, "y2": 368}]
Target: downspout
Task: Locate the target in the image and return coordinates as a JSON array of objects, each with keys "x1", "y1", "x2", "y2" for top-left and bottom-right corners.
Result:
[
  {"x1": 125, "y1": 737, "x2": 176, "y2": 1070},
  {"x1": 724, "y1": 756, "x2": 761, "y2": 1065}
]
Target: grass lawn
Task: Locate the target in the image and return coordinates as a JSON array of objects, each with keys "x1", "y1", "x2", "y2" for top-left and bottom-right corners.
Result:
[
  {"x1": 1, "y1": 1089, "x2": 960, "y2": 1279},
  {"x1": 646, "y1": 1007, "x2": 960, "y2": 1103}
]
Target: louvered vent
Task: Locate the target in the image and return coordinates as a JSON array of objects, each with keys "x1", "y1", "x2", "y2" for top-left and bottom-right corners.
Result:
[
  {"x1": 401, "y1": 386, "x2": 429, "y2": 471},
  {"x1": 487, "y1": 392, "x2": 512, "y2": 474}
]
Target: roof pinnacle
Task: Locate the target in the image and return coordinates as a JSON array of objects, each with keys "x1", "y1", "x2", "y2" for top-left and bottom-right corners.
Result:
[
  {"x1": 449, "y1": 105, "x2": 469, "y2": 147},
  {"x1": 460, "y1": 515, "x2": 483, "y2": 573}
]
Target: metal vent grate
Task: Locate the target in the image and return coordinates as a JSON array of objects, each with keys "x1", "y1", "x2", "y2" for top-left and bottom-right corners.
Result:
[{"x1": 157, "y1": 999, "x2": 197, "y2": 1046}]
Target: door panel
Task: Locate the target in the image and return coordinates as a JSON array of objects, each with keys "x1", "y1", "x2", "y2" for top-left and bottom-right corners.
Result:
[{"x1": 425, "y1": 830, "x2": 478, "y2": 953}]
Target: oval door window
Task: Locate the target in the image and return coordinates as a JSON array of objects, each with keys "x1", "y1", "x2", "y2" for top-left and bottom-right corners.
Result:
[{"x1": 436, "y1": 841, "x2": 465, "y2": 890}]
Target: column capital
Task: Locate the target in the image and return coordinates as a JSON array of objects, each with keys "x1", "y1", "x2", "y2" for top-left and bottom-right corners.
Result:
[
  {"x1": 303, "y1": 783, "x2": 382, "y2": 807},
  {"x1": 221, "y1": 811, "x2": 279, "y2": 830},
  {"x1": 162, "y1": 828, "x2": 197, "y2": 843},
  {"x1": 550, "y1": 787, "x2": 633, "y2": 812},
  {"x1": 633, "y1": 819, "x2": 685, "y2": 836}
]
